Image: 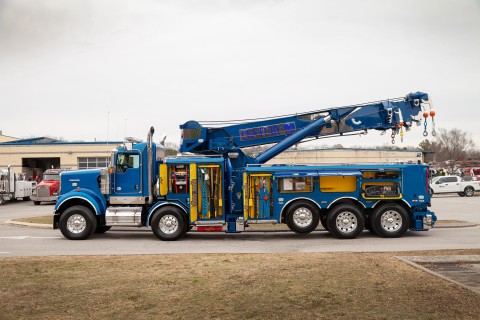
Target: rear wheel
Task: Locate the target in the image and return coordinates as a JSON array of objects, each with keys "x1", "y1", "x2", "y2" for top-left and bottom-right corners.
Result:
[
  {"x1": 285, "y1": 201, "x2": 319, "y2": 234},
  {"x1": 369, "y1": 203, "x2": 409, "y2": 238},
  {"x1": 151, "y1": 207, "x2": 186, "y2": 241},
  {"x1": 59, "y1": 205, "x2": 97, "y2": 240},
  {"x1": 464, "y1": 187, "x2": 475, "y2": 197},
  {"x1": 327, "y1": 204, "x2": 365, "y2": 239}
]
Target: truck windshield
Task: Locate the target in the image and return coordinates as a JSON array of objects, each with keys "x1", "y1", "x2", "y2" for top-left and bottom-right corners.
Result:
[{"x1": 43, "y1": 174, "x2": 60, "y2": 181}]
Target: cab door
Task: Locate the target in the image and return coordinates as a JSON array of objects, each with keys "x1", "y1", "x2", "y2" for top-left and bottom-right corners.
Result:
[
  {"x1": 113, "y1": 151, "x2": 142, "y2": 197},
  {"x1": 189, "y1": 164, "x2": 223, "y2": 222}
]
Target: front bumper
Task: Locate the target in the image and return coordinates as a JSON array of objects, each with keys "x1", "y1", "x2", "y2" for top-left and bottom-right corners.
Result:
[{"x1": 31, "y1": 195, "x2": 58, "y2": 202}]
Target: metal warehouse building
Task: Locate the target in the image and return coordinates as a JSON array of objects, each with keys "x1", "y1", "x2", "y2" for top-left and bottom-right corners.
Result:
[
  {"x1": 0, "y1": 132, "x2": 120, "y2": 180},
  {"x1": 267, "y1": 148, "x2": 425, "y2": 165}
]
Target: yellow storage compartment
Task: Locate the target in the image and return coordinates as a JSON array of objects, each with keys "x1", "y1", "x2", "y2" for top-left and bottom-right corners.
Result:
[{"x1": 320, "y1": 176, "x2": 357, "y2": 192}]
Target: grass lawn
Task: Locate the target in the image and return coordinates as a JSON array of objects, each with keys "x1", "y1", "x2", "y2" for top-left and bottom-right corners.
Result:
[{"x1": 1, "y1": 250, "x2": 479, "y2": 320}]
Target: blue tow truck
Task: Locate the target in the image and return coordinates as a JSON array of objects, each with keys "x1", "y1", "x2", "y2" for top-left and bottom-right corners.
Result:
[{"x1": 54, "y1": 92, "x2": 437, "y2": 240}]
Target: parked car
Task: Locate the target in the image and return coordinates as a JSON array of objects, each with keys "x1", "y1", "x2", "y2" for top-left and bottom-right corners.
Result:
[{"x1": 430, "y1": 175, "x2": 480, "y2": 197}]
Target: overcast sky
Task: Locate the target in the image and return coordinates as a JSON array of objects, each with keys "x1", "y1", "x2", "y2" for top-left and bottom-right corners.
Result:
[{"x1": 0, "y1": 0, "x2": 479, "y2": 149}]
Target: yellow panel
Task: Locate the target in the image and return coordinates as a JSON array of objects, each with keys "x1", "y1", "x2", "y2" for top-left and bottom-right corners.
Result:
[
  {"x1": 320, "y1": 176, "x2": 357, "y2": 192},
  {"x1": 189, "y1": 163, "x2": 197, "y2": 222},
  {"x1": 159, "y1": 164, "x2": 168, "y2": 196},
  {"x1": 243, "y1": 172, "x2": 249, "y2": 221}
]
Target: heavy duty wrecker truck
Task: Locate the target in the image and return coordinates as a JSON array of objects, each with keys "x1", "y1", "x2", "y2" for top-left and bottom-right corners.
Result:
[
  {"x1": 54, "y1": 92, "x2": 437, "y2": 240},
  {"x1": 0, "y1": 165, "x2": 36, "y2": 205}
]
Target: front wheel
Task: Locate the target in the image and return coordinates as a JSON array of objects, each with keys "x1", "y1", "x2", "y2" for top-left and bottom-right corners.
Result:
[
  {"x1": 369, "y1": 203, "x2": 409, "y2": 238},
  {"x1": 151, "y1": 207, "x2": 187, "y2": 241},
  {"x1": 458, "y1": 192, "x2": 466, "y2": 197},
  {"x1": 327, "y1": 204, "x2": 365, "y2": 239},
  {"x1": 285, "y1": 201, "x2": 319, "y2": 234},
  {"x1": 33, "y1": 201, "x2": 41, "y2": 205},
  {"x1": 59, "y1": 205, "x2": 97, "y2": 240},
  {"x1": 464, "y1": 187, "x2": 475, "y2": 197}
]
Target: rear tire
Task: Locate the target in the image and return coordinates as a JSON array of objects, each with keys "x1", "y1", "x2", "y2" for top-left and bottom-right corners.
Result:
[
  {"x1": 285, "y1": 201, "x2": 319, "y2": 234},
  {"x1": 464, "y1": 187, "x2": 474, "y2": 197},
  {"x1": 369, "y1": 203, "x2": 409, "y2": 238},
  {"x1": 151, "y1": 207, "x2": 186, "y2": 241},
  {"x1": 59, "y1": 205, "x2": 97, "y2": 240},
  {"x1": 327, "y1": 204, "x2": 365, "y2": 239}
]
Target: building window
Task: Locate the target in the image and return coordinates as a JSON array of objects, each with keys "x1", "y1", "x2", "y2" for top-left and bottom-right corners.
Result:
[{"x1": 78, "y1": 157, "x2": 109, "y2": 169}]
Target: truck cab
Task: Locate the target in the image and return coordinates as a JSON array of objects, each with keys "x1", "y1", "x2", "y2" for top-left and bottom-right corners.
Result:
[{"x1": 32, "y1": 169, "x2": 66, "y2": 205}]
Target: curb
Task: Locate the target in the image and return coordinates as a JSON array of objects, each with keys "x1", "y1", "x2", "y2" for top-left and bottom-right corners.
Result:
[{"x1": 4, "y1": 220, "x2": 53, "y2": 229}]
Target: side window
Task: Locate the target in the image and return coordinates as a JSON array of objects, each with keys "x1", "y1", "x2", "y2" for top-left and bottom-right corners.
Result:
[
  {"x1": 116, "y1": 153, "x2": 140, "y2": 173},
  {"x1": 278, "y1": 177, "x2": 313, "y2": 193},
  {"x1": 446, "y1": 177, "x2": 457, "y2": 183}
]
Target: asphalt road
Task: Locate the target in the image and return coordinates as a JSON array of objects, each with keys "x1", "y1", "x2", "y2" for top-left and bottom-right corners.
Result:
[{"x1": 0, "y1": 194, "x2": 479, "y2": 257}]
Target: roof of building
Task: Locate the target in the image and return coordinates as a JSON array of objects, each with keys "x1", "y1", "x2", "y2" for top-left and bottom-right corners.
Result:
[{"x1": 0, "y1": 137, "x2": 123, "y2": 146}]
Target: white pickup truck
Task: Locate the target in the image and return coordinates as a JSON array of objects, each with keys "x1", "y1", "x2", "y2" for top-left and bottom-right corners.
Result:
[{"x1": 430, "y1": 175, "x2": 480, "y2": 197}]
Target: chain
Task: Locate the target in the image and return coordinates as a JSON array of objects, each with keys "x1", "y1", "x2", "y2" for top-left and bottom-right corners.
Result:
[
  {"x1": 391, "y1": 129, "x2": 396, "y2": 144},
  {"x1": 431, "y1": 117, "x2": 436, "y2": 136},
  {"x1": 423, "y1": 118, "x2": 428, "y2": 137}
]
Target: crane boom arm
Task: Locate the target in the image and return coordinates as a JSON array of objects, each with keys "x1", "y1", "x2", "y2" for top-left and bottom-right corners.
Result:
[{"x1": 180, "y1": 91, "x2": 433, "y2": 163}]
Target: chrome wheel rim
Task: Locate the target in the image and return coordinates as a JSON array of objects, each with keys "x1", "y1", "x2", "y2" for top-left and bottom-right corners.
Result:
[
  {"x1": 380, "y1": 210, "x2": 402, "y2": 232},
  {"x1": 466, "y1": 189, "x2": 473, "y2": 196},
  {"x1": 293, "y1": 207, "x2": 313, "y2": 228},
  {"x1": 67, "y1": 214, "x2": 86, "y2": 234},
  {"x1": 159, "y1": 215, "x2": 179, "y2": 234},
  {"x1": 335, "y1": 211, "x2": 357, "y2": 233}
]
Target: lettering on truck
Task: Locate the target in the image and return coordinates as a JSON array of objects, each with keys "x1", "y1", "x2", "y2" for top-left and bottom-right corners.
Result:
[{"x1": 240, "y1": 122, "x2": 296, "y2": 141}]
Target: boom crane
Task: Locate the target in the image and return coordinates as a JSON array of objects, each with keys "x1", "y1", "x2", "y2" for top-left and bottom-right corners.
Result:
[{"x1": 180, "y1": 91, "x2": 434, "y2": 167}]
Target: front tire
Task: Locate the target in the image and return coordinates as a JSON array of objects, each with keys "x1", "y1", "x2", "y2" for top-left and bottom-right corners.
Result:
[
  {"x1": 369, "y1": 203, "x2": 409, "y2": 238},
  {"x1": 327, "y1": 204, "x2": 365, "y2": 239},
  {"x1": 33, "y1": 201, "x2": 41, "y2": 205},
  {"x1": 464, "y1": 187, "x2": 475, "y2": 197},
  {"x1": 59, "y1": 205, "x2": 97, "y2": 240},
  {"x1": 151, "y1": 207, "x2": 186, "y2": 241},
  {"x1": 285, "y1": 201, "x2": 319, "y2": 234}
]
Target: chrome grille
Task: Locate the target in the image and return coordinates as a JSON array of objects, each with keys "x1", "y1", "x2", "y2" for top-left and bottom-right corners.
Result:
[{"x1": 38, "y1": 186, "x2": 51, "y2": 197}]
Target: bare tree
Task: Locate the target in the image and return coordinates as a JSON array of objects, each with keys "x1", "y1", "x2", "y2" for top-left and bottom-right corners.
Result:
[{"x1": 434, "y1": 128, "x2": 475, "y2": 162}]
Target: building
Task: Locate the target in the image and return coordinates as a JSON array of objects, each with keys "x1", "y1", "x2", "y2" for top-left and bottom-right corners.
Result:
[
  {"x1": 0, "y1": 133, "x2": 121, "y2": 180},
  {"x1": 268, "y1": 148, "x2": 426, "y2": 165}
]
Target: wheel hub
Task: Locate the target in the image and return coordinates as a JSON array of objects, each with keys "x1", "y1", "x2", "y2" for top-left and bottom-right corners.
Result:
[
  {"x1": 159, "y1": 214, "x2": 179, "y2": 234},
  {"x1": 336, "y1": 212, "x2": 357, "y2": 233},
  {"x1": 380, "y1": 210, "x2": 401, "y2": 232},
  {"x1": 293, "y1": 208, "x2": 313, "y2": 227},
  {"x1": 66, "y1": 214, "x2": 86, "y2": 234}
]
